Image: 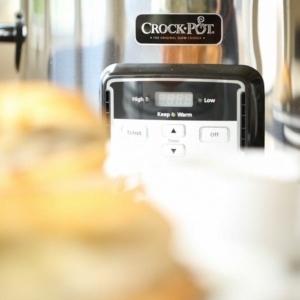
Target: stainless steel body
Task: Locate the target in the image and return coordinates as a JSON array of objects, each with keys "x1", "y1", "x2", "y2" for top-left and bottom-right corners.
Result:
[
  {"x1": 261, "y1": 0, "x2": 300, "y2": 149},
  {"x1": 17, "y1": 0, "x2": 255, "y2": 111},
  {"x1": 1, "y1": 0, "x2": 300, "y2": 150}
]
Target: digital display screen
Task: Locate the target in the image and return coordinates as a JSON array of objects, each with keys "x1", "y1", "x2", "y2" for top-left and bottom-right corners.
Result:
[{"x1": 155, "y1": 92, "x2": 193, "y2": 107}]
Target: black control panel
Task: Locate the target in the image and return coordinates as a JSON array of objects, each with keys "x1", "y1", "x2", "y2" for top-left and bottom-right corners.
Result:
[{"x1": 101, "y1": 63, "x2": 264, "y2": 149}]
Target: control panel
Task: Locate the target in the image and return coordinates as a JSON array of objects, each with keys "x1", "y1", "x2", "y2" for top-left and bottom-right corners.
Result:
[{"x1": 101, "y1": 64, "x2": 264, "y2": 163}]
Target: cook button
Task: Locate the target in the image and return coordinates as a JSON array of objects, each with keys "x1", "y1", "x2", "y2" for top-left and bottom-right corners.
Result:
[
  {"x1": 200, "y1": 127, "x2": 229, "y2": 143},
  {"x1": 162, "y1": 124, "x2": 186, "y2": 137},
  {"x1": 162, "y1": 144, "x2": 185, "y2": 157},
  {"x1": 121, "y1": 125, "x2": 147, "y2": 140}
]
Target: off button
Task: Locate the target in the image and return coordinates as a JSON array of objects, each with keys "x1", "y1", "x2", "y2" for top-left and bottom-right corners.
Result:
[{"x1": 200, "y1": 127, "x2": 229, "y2": 143}]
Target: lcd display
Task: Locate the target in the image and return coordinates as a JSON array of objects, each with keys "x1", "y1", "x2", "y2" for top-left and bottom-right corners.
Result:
[{"x1": 155, "y1": 92, "x2": 193, "y2": 107}]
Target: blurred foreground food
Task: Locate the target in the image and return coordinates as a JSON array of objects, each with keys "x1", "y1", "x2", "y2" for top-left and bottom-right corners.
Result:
[
  {"x1": 0, "y1": 82, "x2": 204, "y2": 300},
  {"x1": 0, "y1": 82, "x2": 107, "y2": 187}
]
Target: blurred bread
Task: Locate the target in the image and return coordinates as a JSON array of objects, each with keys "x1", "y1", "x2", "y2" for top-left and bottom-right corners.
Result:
[
  {"x1": 0, "y1": 81, "x2": 107, "y2": 186},
  {"x1": 0, "y1": 81, "x2": 205, "y2": 300},
  {"x1": 0, "y1": 81, "x2": 100, "y2": 132},
  {"x1": 0, "y1": 173, "x2": 203, "y2": 300}
]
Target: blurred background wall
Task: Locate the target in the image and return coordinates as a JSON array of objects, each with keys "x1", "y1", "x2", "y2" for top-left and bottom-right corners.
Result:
[{"x1": 0, "y1": 0, "x2": 20, "y2": 81}]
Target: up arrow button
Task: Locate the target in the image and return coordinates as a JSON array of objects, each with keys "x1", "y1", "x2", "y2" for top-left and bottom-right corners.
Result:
[{"x1": 162, "y1": 125, "x2": 186, "y2": 137}]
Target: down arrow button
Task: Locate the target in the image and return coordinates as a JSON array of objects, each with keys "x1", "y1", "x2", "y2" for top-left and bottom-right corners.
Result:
[{"x1": 162, "y1": 144, "x2": 185, "y2": 157}]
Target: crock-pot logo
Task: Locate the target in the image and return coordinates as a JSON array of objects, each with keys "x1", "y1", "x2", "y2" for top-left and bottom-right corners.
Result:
[
  {"x1": 141, "y1": 16, "x2": 214, "y2": 35},
  {"x1": 136, "y1": 14, "x2": 222, "y2": 45}
]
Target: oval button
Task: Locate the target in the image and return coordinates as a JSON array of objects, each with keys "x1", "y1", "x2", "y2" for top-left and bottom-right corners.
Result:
[
  {"x1": 200, "y1": 127, "x2": 229, "y2": 143},
  {"x1": 121, "y1": 125, "x2": 148, "y2": 141}
]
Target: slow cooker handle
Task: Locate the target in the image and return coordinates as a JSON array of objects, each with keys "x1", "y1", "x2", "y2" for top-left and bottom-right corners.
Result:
[{"x1": 0, "y1": 13, "x2": 26, "y2": 71}]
